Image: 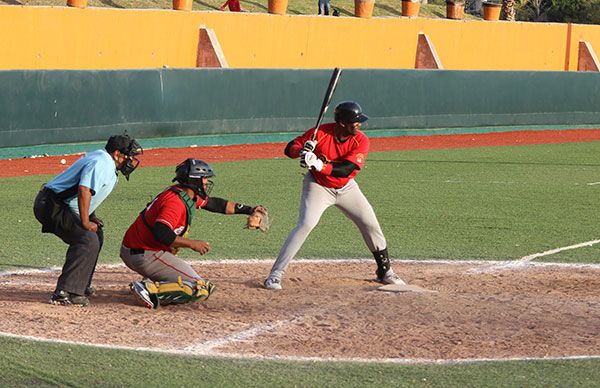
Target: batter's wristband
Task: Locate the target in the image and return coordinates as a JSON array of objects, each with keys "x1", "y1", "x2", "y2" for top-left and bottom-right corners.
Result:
[
  {"x1": 321, "y1": 163, "x2": 333, "y2": 175},
  {"x1": 234, "y1": 204, "x2": 253, "y2": 215}
]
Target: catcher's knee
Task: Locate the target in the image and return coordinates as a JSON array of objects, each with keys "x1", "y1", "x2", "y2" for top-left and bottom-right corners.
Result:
[{"x1": 143, "y1": 277, "x2": 215, "y2": 307}]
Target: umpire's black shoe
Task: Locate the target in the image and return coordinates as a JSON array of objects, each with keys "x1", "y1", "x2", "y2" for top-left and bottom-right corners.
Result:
[
  {"x1": 50, "y1": 290, "x2": 90, "y2": 306},
  {"x1": 84, "y1": 286, "x2": 96, "y2": 297}
]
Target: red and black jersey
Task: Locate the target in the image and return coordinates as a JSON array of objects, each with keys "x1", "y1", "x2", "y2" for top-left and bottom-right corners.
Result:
[
  {"x1": 289, "y1": 123, "x2": 369, "y2": 188},
  {"x1": 122, "y1": 186, "x2": 208, "y2": 252}
]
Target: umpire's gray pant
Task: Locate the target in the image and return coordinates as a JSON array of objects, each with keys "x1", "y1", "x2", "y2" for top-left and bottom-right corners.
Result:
[{"x1": 33, "y1": 188, "x2": 103, "y2": 296}]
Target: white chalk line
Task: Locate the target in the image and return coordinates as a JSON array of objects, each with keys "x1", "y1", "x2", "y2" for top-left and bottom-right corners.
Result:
[
  {"x1": 4, "y1": 259, "x2": 600, "y2": 282},
  {"x1": 470, "y1": 239, "x2": 600, "y2": 273},
  {"x1": 0, "y1": 281, "x2": 126, "y2": 289},
  {"x1": 0, "y1": 330, "x2": 599, "y2": 366},
  {"x1": 3, "y1": 258, "x2": 600, "y2": 279},
  {"x1": 0, "y1": 262, "x2": 125, "y2": 277},
  {"x1": 183, "y1": 314, "x2": 309, "y2": 355},
  {"x1": 520, "y1": 239, "x2": 600, "y2": 261}
]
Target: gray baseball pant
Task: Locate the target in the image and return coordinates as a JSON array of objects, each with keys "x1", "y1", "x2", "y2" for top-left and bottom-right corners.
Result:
[
  {"x1": 268, "y1": 173, "x2": 386, "y2": 281},
  {"x1": 120, "y1": 245, "x2": 201, "y2": 283}
]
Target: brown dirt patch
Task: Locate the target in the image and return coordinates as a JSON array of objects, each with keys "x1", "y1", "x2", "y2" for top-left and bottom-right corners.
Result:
[
  {"x1": 1, "y1": 261, "x2": 599, "y2": 361},
  {"x1": 3, "y1": 129, "x2": 600, "y2": 178},
  {"x1": 3, "y1": 129, "x2": 600, "y2": 361}
]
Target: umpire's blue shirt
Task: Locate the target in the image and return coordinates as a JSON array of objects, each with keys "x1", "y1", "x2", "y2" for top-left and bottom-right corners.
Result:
[{"x1": 46, "y1": 149, "x2": 118, "y2": 216}]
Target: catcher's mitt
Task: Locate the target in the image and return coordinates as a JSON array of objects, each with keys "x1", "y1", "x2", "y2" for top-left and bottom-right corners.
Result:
[{"x1": 246, "y1": 206, "x2": 270, "y2": 232}]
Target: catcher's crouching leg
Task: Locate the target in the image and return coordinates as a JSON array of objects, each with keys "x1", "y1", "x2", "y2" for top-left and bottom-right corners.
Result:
[{"x1": 130, "y1": 277, "x2": 215, "y2": 309}]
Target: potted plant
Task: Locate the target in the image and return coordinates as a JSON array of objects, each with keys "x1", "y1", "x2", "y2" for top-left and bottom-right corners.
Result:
[
  {"x1": 402, "y1": 0, "x2": 420, "y2": 18},
  {"x1": 67, "y1": 0, "x2": 87, "y2": 7},
  {"x1": 355, "y1": 0, "x2": 375, "y2": 18},
  {"x1": 268, "y1": 0, "x2": 289, "y2": 15},
  {"x1": 482, "y1": 0, "x2": 502, "y2": 20},
  {"x1": 172, "y1": 0, "x2": 192, "y2": 11},
  {"x1": 445, "y1": 0, "x2": 465, "y2": 20}
]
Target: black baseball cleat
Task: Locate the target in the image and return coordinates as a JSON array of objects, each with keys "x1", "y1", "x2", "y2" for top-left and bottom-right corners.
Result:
[{"x1": 50, "y1": 290, "x2": 90, "y2": 306}]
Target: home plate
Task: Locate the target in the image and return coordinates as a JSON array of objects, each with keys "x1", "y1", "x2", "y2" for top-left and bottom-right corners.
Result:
[{"x1": 377, "y1": 284, "x2": 436, "y2": 293}]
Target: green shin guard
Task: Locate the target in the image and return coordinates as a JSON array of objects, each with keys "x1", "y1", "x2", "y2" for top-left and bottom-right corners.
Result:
[{"x1": 143, "y1": 277, "x2": 215, "y2": 307}]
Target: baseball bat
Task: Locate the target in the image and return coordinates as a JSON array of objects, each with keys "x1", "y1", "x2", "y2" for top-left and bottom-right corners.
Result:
[{"x1": 312, "y1": 67, "x2": 342, "y2": 141}]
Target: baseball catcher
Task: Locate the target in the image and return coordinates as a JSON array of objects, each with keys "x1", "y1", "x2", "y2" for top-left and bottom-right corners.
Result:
[{"x1": 120, "y1": 158, "x2": 267, "y2": 309}]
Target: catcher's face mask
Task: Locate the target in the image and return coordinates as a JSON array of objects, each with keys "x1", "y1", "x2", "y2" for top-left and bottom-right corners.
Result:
[
  {"x1": 202, "y1": 177, "x2": 214, "y2": 196},
  {"x1": 187, "y1": 177, "x2": 213, "y2": 197}
]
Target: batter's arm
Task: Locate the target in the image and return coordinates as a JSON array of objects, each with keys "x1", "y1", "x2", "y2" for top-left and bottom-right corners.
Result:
[
  {"x1": 284, "y1": 140, "x2": 303, "y2": 159},
  {"x1": 284, "y1": 129, "x2": 315, "y2": 159},
  {"x1": 329, "y1": 160, "x2": 359, "y2": 177}
]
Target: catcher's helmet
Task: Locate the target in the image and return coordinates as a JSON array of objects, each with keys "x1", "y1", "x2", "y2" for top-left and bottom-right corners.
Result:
[
  {"x1": 172, "y1": 158, "x2": 215, "y2": 196},
  {"x1": 334, "y1": 101, "x2": 368, "y2": 124}
]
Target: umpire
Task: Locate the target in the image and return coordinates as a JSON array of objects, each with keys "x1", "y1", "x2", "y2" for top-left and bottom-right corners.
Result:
[{"x1": 33, "y1": 134, "x2": 142, "y2": 306}]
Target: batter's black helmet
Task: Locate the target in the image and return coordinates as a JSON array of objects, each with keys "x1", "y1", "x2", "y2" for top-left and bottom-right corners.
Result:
[
  {"x1": 334, "y1": 101, "x2": 368, "y2": 124},
  {"x1": 172, "y1": 158, "x2": 215, "y2": 196}
]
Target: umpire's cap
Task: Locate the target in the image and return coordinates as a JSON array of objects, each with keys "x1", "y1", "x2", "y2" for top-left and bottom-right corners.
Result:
[
  {"x1": 334, "y1": 101, "x2": 368, "y2": 124},
  {"x1": 105, "y1": 134, "x2": 143, "y2": 157}
]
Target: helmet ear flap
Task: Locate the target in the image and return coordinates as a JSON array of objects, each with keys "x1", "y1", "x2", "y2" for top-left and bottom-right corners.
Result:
[{"x1": 172, "y1": 160, "x2": 190, "y2": 184}]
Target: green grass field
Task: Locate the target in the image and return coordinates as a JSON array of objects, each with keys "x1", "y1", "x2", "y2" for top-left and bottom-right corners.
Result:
[
  {"x1": 1, "y1": 335, "x2": 600, "y2": 387},
  {"x1": 4, "y1": 0, "x2": 481, "y2": 20},
  {"x1": 2, "y1": 140, "x2": 600, "y2": 386}
]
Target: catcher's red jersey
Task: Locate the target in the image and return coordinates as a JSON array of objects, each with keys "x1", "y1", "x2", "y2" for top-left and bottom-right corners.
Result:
[
  {"x1": 123, "y1": 186, "x2": 208, "y2": 252},
  {"x1": 291, "y1": 123, "x2": 369, "y2": 188}
]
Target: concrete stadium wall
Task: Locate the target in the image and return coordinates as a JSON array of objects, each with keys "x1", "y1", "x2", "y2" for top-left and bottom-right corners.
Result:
[
  {"x1": 1, "y1": 6, "x2": 600, "y2": 71},
  {"x1": 2, "y1": 68, "x2": 600, "y2": 149}
]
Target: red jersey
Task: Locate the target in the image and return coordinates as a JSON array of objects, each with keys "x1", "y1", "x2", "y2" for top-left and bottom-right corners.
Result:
[
  {"x1": 122, "y1": 186, "x2": 208, "y2": 252},
  {"x1": 288, "y1": 123, "x2": 369, "y2": 188},
  {"x1": 228, "y1": 0, "x2": 241, "y2": 11},
  {"x1": 220, "y1": 0, "x2": 241, "y2": 11}
]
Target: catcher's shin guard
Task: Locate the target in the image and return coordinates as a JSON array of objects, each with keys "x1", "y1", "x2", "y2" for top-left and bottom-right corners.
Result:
[
  {"x1": 143, "y1": 277, "x2": 215, "y2": 307},
  {"x1": 373, "y1": 248, "x2": 391, "y2": 280}
]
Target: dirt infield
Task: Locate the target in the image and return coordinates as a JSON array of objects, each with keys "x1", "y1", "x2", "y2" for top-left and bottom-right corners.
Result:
[
  {"x1": 1, "y1": 260, "x2": 599, "y2": 361},
  {"x1": 2, "y1": 129, "x2": 600, "y2": 362},
  {"x1": 4, "y1": 129, "x2": 600, "y2": 178}
]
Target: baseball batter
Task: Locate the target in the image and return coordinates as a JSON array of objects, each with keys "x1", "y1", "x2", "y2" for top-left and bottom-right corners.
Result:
[{"x1": 264, "y1": 101, "x2": 405, "y2": 290}]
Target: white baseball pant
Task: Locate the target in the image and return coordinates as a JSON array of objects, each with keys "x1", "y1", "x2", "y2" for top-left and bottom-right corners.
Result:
[{"x1": 268, "y1": 173, "x2": 386, "y2": 281}]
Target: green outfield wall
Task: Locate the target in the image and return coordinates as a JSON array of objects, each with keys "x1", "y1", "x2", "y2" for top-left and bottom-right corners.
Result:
[{"x1": 2, "y1": 68, "x2": 600, "y2": 151}]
